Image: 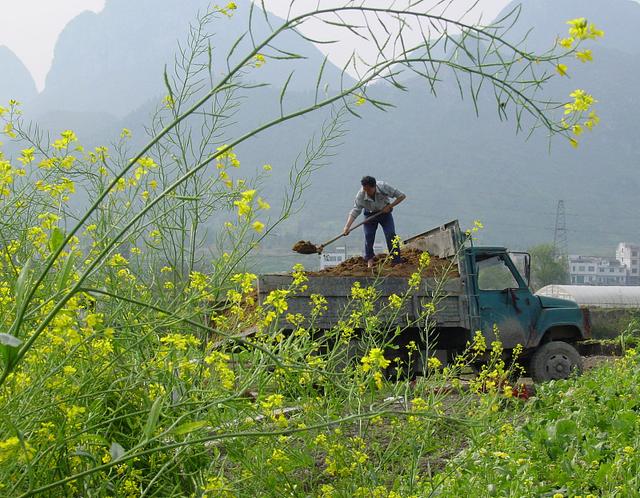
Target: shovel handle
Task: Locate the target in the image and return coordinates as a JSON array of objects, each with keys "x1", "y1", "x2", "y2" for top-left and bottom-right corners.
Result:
[{"x1": 319, "y1": 211, "x2": 386, "y2": 249}]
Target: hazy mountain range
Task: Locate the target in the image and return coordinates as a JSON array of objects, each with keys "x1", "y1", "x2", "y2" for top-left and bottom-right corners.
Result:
[
  {"x1": 0, "y1": 46, "x2": 37, "y2": 104},
  {"x1": 1, "y1": 0, "x2": 639, "y2": 257}
]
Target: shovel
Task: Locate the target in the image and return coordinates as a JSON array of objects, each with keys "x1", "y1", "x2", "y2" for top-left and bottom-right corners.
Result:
[{"x1": 292, "y1": 211, "x2": 385, "y2": 254}]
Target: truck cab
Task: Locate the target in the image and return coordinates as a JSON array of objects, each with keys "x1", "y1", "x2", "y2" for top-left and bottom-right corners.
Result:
[
  {"x1": 406, "y1": 221, "x2": 590, "y2": 381},
  {"x1": 465, "y1": 247, "x2": 590, "y2": 349}
]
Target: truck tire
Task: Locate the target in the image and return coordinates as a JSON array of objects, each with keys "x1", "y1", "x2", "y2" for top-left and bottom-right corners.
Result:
[{"x1": 530, "y1": 341, "x2": 583, "y2": 383}]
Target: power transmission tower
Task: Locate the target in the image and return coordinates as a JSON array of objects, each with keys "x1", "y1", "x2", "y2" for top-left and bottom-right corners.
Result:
[{"x1": 553, "y1": 200, "x2": 569, "y2": 261}]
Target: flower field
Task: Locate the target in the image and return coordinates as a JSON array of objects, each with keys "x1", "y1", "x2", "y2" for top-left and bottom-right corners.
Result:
[{"x1": 0, "y1": 4, "x2": 614, "y2": 496}]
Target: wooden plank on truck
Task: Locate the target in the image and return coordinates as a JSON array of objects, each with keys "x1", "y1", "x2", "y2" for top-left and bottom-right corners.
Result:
[{"x1": 257, "y1": 275, "x2": 464, "y2": 329}]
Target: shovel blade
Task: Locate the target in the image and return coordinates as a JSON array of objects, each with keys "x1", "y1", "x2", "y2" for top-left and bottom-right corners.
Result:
[{"x1": 292, "y1": 241, "x2": 320, "y2": 254}]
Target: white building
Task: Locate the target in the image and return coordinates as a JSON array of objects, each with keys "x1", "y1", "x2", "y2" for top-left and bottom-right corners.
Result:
[
  {"x1": 319, "y1": 243, "x2": 388, "y2": 270},
  {"x1": 569, "y1": 255, "x2": 627, "y2": 285},
  {"x1": 617, "y1": 243, "x2": 640, "y2": 285},
  {"x1": 319, "y1": 252, "x2": 347, "y2": 270}
]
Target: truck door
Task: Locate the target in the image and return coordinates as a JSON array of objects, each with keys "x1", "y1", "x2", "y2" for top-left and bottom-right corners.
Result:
[{"x1": 474, "y1": 252, "x2": 541, "y2": 349}]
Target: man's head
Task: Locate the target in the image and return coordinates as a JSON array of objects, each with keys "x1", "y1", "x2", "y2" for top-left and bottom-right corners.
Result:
[{"x1": 361, "y1": 175, "x2": 377, "y2": 197}]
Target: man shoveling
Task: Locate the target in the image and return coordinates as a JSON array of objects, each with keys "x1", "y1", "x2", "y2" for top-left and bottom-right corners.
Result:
[{"x1": 343, "y1": 176, "x2": 406, "y2": 268}]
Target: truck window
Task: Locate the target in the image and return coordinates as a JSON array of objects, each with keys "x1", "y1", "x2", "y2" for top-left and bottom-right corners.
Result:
[
  {"x1": 477, "y1": 254, "x2": 519, "y2": 290},
  {"x1": 509, "y1": 253, "x2": 529, "y2": 283}
]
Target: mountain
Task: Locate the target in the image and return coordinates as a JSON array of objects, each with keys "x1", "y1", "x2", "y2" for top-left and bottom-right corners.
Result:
[
  {"x1": 5, "y1": 0, "x2": 639, "y2": 262},
  {"x1": 30, "y1": 0, "x2": 351, "y2": 119},
  {"x1": 241, "y1": 0, "x2": 640, "y2": 255},
  {"x1": 0, "y1": 46, "x2": 37, "y2": 105}
]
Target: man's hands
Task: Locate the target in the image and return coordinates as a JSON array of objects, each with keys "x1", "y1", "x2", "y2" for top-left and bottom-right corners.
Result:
[
  {"x1": 343, "y1": 214, "x2": 356, "y2": 236},
  {"x1": 381, "y1": 205, "x2": 393, "y2": 214}
]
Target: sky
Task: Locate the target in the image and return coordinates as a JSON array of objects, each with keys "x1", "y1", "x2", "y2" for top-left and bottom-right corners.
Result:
[{"x1": 0, "y1": 0, "x2": 512, "y2": 91}]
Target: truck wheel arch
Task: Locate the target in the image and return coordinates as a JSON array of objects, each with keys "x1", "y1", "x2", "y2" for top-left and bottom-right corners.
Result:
[{"x1": 539, "y1": 325, "x2": 583, "y2": 344}]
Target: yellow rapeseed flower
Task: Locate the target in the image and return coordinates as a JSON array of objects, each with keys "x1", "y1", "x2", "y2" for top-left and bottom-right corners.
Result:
[
  {"x1": 3, "y1": 123, "x2": 16, "y2": 138},
  {"x1": 163, "y1": 95, "x2": 175, "y2": 109},
  {"x1": 559, "y1": 37, "x2": 574, "y2": 49},
  {"x1": 241, "y1": 189, "x2": 256, "y2": 201},
  {"x1": 361, "y1": 348, "x2": 390, "y2": 372},
  {"x1": 388, "y1": 294, "x2": 402, "y2": 309},
  {"x1": 17, "y1": 148, "x2": 35, "y2": 164},
  {"x1": 108, "y1": 253, "x2": 129, "y2": 267},
  {"x1": 52, "y1": 130, "x2": 78, "y2": 149},
  {"x1": 160, "y1": 333, "x2": 200, "y2": 351},
  {"x1": 576, "y1": 50, "x2": 593, "y2": 63},
  {"x1": 427, "y1": 357, "x2": 442, "y2": 369},
  {"x1": 0, "y1": 436, "x2": 34, "y2": 464}
]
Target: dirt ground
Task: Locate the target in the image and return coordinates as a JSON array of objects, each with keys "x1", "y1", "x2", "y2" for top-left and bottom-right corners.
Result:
[
  {"x1": 582, "y1": 355, "x2": 618, "y2": 370},
  {"x1": 307, "y1": 248, "x2": 458, "y2": 277}
]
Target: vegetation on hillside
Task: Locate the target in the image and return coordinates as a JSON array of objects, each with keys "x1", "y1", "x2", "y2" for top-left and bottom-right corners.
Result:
[{"x1": 528, "y1": 243, "x2": 570, "y2": 290}]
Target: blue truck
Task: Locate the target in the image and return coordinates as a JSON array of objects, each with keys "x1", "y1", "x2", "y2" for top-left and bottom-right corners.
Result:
[{"x1": 258, "y1": 220, "x2": 591, "y2": 382}]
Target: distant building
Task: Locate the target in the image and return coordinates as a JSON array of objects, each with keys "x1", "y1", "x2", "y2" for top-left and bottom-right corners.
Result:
[
  {"x1": 319, "y1": 243, "x2": 387, "y2": 270},
  {"x1": 319, "y1": 252, "x2": 347, "y2": 270},
  {"x1": 569, "y1": 255, "x2": 627, "y2": 285},
  {"x1": 617, "y1": 243, "x2": 640, "y2": 285}
]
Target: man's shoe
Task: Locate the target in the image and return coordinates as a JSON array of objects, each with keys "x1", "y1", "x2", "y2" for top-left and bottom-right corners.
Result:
[
  {"x1": 367, "y1": 259, "x2": 375, "y2": 268},
  {"x1": 390, "y1": 257, "x2": 407, "y2": 267}
]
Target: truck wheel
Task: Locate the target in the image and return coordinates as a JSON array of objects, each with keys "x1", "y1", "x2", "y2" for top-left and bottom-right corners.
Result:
[{"x1": 530, "y1": 341, "x2": 583, "y2": 383}]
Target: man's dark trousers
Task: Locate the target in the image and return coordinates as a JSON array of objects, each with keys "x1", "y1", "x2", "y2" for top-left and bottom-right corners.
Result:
[{"x1": 363, "y1": 210, "x2": 401, "y2": 263}]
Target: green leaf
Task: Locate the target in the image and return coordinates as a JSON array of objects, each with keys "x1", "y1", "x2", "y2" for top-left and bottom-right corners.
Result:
[
  {"x1": 55, "y1": 251, "x2": 77, "y2": 293},
  {"x1": 0, "y1": 334, "x2": 22, "y2": 348},
  {"x1": 48, "y1": 227, "x2": 65, "y2": 253},
  {"x1": 594, "y1": 462, "x2": 613, "y2": 488},
  {"x1": 14, "y1": 258, "x2": 32, "y2": 312},
  {"x1": 172, "y1": 420, "x2": 208, "y2": 436},
  {"x1": 554, "y1": 419, "x2": 578, "y2": 439},
  {"x1": 142, "y1": 397, "x2": 163, "y2": 443},
  {"x1": 612, "y1": 410, "x2": 635, "y2": 434}
]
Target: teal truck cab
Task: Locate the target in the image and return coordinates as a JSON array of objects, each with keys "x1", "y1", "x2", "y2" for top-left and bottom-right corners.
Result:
[{"x1": 258, "y1": 221, "x2": 590, "y2": 382}]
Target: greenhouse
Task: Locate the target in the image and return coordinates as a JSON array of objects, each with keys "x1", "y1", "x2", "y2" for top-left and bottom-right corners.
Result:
[{"x1": 536, "y1": 285, "x2": 640, "y2": 309}]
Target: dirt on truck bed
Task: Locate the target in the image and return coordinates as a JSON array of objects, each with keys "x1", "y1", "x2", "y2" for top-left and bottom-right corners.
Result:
[{"x1": 307, "y1": 248, "x2": 457, "y2": 277}]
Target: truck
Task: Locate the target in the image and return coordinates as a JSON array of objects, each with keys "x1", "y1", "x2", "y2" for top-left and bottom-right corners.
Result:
[{"x1": 257, "y1": 221, "x2": 591, "y2": 382}]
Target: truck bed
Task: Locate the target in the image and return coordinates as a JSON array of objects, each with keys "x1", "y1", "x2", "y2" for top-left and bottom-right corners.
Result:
[
  {"x1": 258, "y1": 221, "x2": 470, "y2": 331},
  {"x1": 257, "y1": 274, "x2": 468, "y2": 330}
]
